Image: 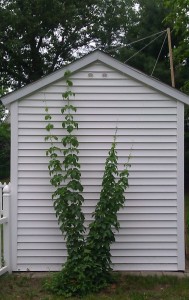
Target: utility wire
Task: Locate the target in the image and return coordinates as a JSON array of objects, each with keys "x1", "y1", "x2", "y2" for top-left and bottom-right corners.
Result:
[
  {"x1": 151, "y1": 32, "x2": 168, "y2": 76},
  {"x1": 124, "y1": 31, "x2": 166, "y2": 63},
  {"x1": 107, "y1": 29, "x2": 167, "y2": 53},
  {"x1": 124, "y1": 30, "x2": 167, "y2": 47}
]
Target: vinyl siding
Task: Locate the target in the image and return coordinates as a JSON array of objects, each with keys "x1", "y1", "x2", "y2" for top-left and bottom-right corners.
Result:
[{"x1": 15, "y1": 61, "x2": 180, "y2": 271}]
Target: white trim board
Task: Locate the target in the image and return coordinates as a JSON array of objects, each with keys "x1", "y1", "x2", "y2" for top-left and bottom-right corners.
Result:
[
  {"x1": 176, "y1": 101, "x2": 185, "y2": 271},
  {"x1": 10, "y1": 101, "x2": 19, "y2": 271},
  {"x1": 1, "y1": 50, "x2": 189, "y2": 107}
]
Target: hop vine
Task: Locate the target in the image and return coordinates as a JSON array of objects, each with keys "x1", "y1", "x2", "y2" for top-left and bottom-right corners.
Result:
[{"x1": 45, "y1": 71, "x2": 130, "y2": 297}]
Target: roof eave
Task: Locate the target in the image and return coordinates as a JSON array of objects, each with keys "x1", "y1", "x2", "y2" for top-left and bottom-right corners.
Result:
[{"x1": 1, "y1": 50, "x2": 189, "y2": 106}]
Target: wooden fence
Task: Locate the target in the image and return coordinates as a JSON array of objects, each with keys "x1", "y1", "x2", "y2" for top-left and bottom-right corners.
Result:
[{"x1": 0, "y1": 182, "x2": 11, "y2": 275}]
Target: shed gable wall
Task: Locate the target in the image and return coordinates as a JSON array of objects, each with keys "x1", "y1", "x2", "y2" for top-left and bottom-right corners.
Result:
[{"x1": 15, "y1": 61, "x2": 180, "y2": 271}]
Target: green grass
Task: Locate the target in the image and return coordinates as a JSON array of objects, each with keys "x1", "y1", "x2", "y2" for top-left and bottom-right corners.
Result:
[{"x1": 0, "y1": 273, "x2": 189, "y2": 300}]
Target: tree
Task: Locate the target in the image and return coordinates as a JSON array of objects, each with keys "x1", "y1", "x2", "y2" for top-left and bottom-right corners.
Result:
[
  {"x1": 0, "y1": 84, "x2": 10, "y2": 180},
  {"x1": 0, "y1": 0, "x2": 137, "y2": 91},
  {"x1": 113, "y1": 0, "x2": 173, "y2": 85},
  {"x1": 163, "y1": 0, "x2": 189, "y2": 94},
  {"x1": 164, "y1": 0, "x2": 189, "y2": 63},
  {"x1": 0, "y1": 122, "x2": 10, "y2": 180},
  {"x1": 0, "y1": 86, "x2": 7, "y2": 121}
]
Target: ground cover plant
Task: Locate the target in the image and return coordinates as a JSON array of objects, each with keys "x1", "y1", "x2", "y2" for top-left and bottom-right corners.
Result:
[{"x1": 1, "y1": 273, "x2": 189, "y2": 300}]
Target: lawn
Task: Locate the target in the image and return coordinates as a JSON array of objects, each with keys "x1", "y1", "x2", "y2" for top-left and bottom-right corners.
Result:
[{"x1": 0, "y1": 273, "x2": 189, "y2": 300}]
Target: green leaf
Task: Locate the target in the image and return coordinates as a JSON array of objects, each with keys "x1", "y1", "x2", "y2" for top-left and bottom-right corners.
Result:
[{"x1": 46, "y1": 123, "x2": 54, "y2": 131}]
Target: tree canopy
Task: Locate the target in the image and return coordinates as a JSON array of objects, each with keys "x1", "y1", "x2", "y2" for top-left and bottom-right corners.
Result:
[
  {"x1": 1, "y1": 0, "x2": 189, "y2": 93},
  {"x1": 164, "y1": 0, "x2": 189, "y2": 94},
  {"x1": 113, "y1": 0, "x2": 172, "y2": 85},
  {"x1": 0, "y1": 0, "x2": 137, "y2": 91}
]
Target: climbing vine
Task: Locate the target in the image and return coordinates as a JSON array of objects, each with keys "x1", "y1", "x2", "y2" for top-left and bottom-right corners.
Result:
[{"x1": 45, "y1": 71, "x2": 130, "y2": 297}]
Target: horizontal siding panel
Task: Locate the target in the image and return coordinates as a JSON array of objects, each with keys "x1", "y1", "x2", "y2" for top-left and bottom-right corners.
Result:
[
  {"x1": 18, "y1": 156, "x2": 177, "y2": 164},
  {"x1": 19, "y1": 113, "x2": 177, "y2": 122},
  {"x1": 18, "y1": 192, "x2": 177, "y2": 200},
  {"x1": 18, "y1": 135, "x2": 177, "y2": 143},
  {"x1": 18, "y1": 142, "x2": 177, "y2": 150},
  {"x1": 17, "y1": 199, "x2": 177, "y2": 208},
  {"x1": 17, "y1": 170, "x2": 177, "y2": 179},
  {"x1": 86, "y1": 220, "x2": 177, "y2": 228},
  {"x1": 17, "y1": 249, "x2": 177, "y2": 258},
  {"x1": 18, "y1": 149, "x2": 177, "y2": 157},
  {"x1": 17, "y1": 256, "x2": 65, "y2": 264},
  {"x1": 113, "y1": 264, "x2": 177, "y2": 271},
  {"x1": 17, "y1": 255, "x2": 177, "y2": 265},
  {"x1": 112, "y1": 257, "x2": 177, "y2": 264},
  {"x1": 97, "y1": 213, "x2": 177, "y2": 220},
  {"x1": 17, "y1": 213, "x2": 177, "y2": 222},
  {"x1": 17, "y1": 234, "x2": 177, "y2": 243},
  {"x1": 17, "y1": 185, "x2": 177, "y2": 193},
  {"x1": 54, "y1": 78, "x2": 143, "y2": 87},
  {"x1": 19, "y1": 121, "x2": 177, "y2": 129},
  {"x1": 18, "y1": 213, "x2": 177, "y2": 223},
  {"x1": 16, "y1": 263, "x2": 178, "y2": 272},
  {"x1": 18, "y1": 128, "x2": 177, "y2": 136},
  {"x1": 18, "y1": 249, "x2": 67, "y2": 257},
  {"x1": 18, "y1": 242, "x2": 66, "y2": 250},
  {"x1": 26, "y1": 92, "x2": 172, "y2": 101},
  {"x1": 17, "y1": 206, "x2": 177, "y2": 215},
  {"x1": 20, "y1": 99, "x2": 176, "y2": 108},
  {"x1": 17, "y1": 227, "x2": 177, "y2": 236},
  {"x1": 111, "y1": 242, "x2": 178, "y2": 250},
  {"x1": 17, "y1": 242, "x2": 177, "y2": 251},
  {"x1": 17, "y1": 219, "x2": 177, "y2": 229},
  {"x1": 16, "y1": 265, "x2": 62, "y2": 271},
  {"x1": 19, "y1": 106, "x2": 177, "y2": 115},
  {"x1": 18, "y1": 214, "x2": 57, "y2": 221},
  {"x1": 71, "y1": 71, "x2": 128, "y2": 79},
  {"x1": 17, "y1": 177, "x2": 177, "y2": 186},
  {"x1": 18, "y1": 163, "x2": 177, "y2": 171},
  {"x1": 41, "y1": 85, "x2": 158, "y2": 94}
]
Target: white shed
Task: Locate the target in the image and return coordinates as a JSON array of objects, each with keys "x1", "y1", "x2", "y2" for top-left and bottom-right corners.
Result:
[{"x1": 1, "y1": 50, "x2": 189, "y2": 272}]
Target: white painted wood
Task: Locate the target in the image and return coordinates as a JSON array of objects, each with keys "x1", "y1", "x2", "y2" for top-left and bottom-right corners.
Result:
[
  {"x1": 10, "y1": 102, "x2": 19, "y2": 271},
  {"x1": 3, "y1": 184, "x2": 11, "y2": 273},
  {"x1": 19, "y1": 106, "x2": 177, "y2": 115},
  {"x1": 17, "y1": 233, "x2": 178, "y2": 243},
  {"x1": 19, "y1": 112, "x2": 178, "y2": 122},
  {"x1": 18, "y1": 192, "x2": 177, "y2": 201},
  {"x1": 0, "y1": 217, "x2": 8, "y2": 225},
  {"x1": 113, "y1": 264, "x2": 178, "y2": 271},
  {"x1": 0, "y1": 184, "x2": 11, "y2": 275},
  {"x1": 24, "y1": 92, "x2": 173, "y2": 102},
  {"x1": 176, "y1": 101, "x2": 185, "y2": 270},
  {"x1": 20, "y1": 99, "x2": 177, "y2": 108},
  {"x1": 0, "y1": 266, "x2": 8, "y2": 275},
  {"x1": 0, "y1": 184, "x2": 3, "y2": 272},
  {"x1": 17, "y1": 241, "x2": 177, "y2": 250},
  {"x1": 18, "y1": 135, "x2": 177, "y2": 143}
]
